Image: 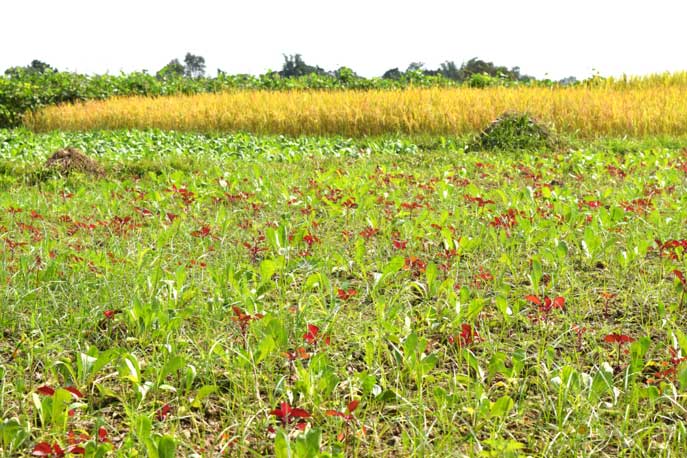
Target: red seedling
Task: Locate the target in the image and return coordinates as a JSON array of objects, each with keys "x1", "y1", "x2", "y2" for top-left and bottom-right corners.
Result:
[
  {"x1": 359, "y1": 227, "x2": 379, "y2": 239},
  {"x1": 579, "y1": 199, "x2": 602, "y2": 209},
  {"x1": 231, "y1": 306, "x2": 265, "y2": 336},
  {"x1": 603, "y1": 333, "x2": 635, "y2": 345},
  {"x1": 191, "y1": 225, "x2": 212, "y2": 238},
  {"x1": 32, "y1": 442, "x2": 64, "y2": 457},
  {"x1": 489, "y1": 208, "x2": 519, "y2": 232},
  {"x1": 403, "y1": 256, "x2": 427, "y2": 275},
  {"x1": 133, "y1": 206, "x2": 154, "y2": 217},
  {"x1": 603, "y1": 333, "x2": 635, "y2": 369},
  {"x1": 156, "y1": 404, "x2": 172, "y2": 421},
  {"x1": 325, "y1": 399, "x2": 360, "y2": 421},
  {"x1": 37, "y1": 385, "x2": 56, "y2": 396},
  {"x1": 97, "y1": 427, "x2": 110, "y2": 443},
  {"x1": 303, "y1": 324, "x2": 331, "y2": 346},
  {"x1": 392, "y1": 239, "x2": 408, "y2": 250},
  {"x1": 326, "y1": 399, "x2": 363, "y2": 440},
  {"x1": 67, "y1": 431, "x2": 89, "y2": 446},
  {"x1": 571, "y1": 325, "x2": 588, "y2": 351},
  {"x1": 600, "y1": 291, "x2": 617, "y2": 317},
  {"x1": 283, "y1": 347, "x2": 310, "y2": 361},
  {"x1": 449, "y1": 323, "x2": 481, "y2": 347},
  {"x1": 525, "y1": 295, "x2": 565, "y2": 321},
  {"x1": 103, "y1": 309, "x2": 121, "y2": 319},
  {"x1": 337, "y1": 288, "x2": 357, "y2": 300},
  {"x1": 302, "y1": 233, "x2": 320, "y2": 247},
  {"x1": 270, "y1": 402, "x2": 311, "y2": 429},
  {"x1": 64, "y1": 386, "x2": 84, "y2": 399}
]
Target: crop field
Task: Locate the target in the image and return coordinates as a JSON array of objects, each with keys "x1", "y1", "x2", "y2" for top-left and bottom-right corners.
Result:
[
  {"x1": 1, "y1": 129, "x2": 687, "y2": 457},
  {"x1": 24, "y1": 85, "x2": 687, "y2": 138}
]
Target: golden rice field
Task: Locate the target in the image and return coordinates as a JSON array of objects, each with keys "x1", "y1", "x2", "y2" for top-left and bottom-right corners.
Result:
[{"x1": 26, "y1": 85, "x2": 687, "y2": 137}]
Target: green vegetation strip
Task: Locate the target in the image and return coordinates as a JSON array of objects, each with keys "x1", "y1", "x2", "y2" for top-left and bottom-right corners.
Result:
[{"x1": 1, "y1": 130, "x2": 687, "y2": 456}]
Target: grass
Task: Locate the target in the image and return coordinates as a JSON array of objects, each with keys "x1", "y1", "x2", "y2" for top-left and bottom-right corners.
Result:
[
  {"x1": 1, "y1": 129, "x2": 687, "y2": 457},
  {"x1": 24, "y1": 85, "x2": 687, "y2": 138}
]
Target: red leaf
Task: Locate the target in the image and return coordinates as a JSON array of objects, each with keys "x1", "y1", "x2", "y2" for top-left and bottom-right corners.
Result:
[
  {"x1": 51, "y1": 443, "x2": 65, "y2": 457},
  {"x1": 337, "y1": 288, "x2": 357, "y2": 300},
  {"x1": 32, "y1": 442, "x2": 53, "y2": 456},
  {"x1": 674, "y1": 270, "x2": 686, "y2": 286},
  {"x1": 604, "y1": 333, "x2": 635, "y2": 344},
  {"x1": 156, "y1": 404, "x2": 172, "y2": 421},
  {"x1": 103, "y1": 309, "x2": 120, "y2": 319},
  {"x1": 303, "y1": 324, "x2": 320, "y2": 344},
  {"x1": 604, "y1": 334, "x2": 620, "y2": 343},
  {"x1": 67, "y1": 445, "x2": 86, "y2": 455},
  {"x1": 289, "y1": 408, "x2": 311, "y2": 419},
  {"x1": 347, "y1": 400, "x2": 360, "y2": 413},
  {"x1": 64, "y1": 386, "x2": 84, "y2": 399},
  {"x1": 36, "y1": 385, "x2": 55, "y2": 396},
  {"x1": 325, "y1": 409, "x2": 345, "y2": 418},
  {"x1": 392, "y1": 239, "x2": 407, "y2": 250},
  {"x1": 552, "y1": 297, "x2": 565, "y2": 309},
  {"x1": 525, "y1": 295, "x2": 542, "y2": 305},
  {"x1": 295, "y1": 421, "x2": 307, "y2": 431},
  {"x1": 98, "y1": 427, "x2": 109, "y2": 443}
]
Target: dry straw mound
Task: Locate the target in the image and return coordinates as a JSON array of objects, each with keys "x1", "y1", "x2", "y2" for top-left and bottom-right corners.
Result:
[{"x1": 44, "y1": 148, "x2": 104, "y2": 176}]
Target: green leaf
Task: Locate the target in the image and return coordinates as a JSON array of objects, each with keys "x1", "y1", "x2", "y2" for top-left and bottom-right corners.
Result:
[
  {"x1": 275, "y1": 429, "x2": 291, "y2": 458},
  {"x1": 260, "y1": 259, "x2": 278, "y2": 283},
  {"x1": 255, "y1": 335, "x2": 276, "y2": 363},
  {"x1": 490, "y1": 395, "x2": 514, "y2": 418},
  {"x1": 157, "y1": 435, "x2": 176, "y2": 458},
  {"x1": 158, "y1": 356, "x2": 186, "y2": 386},
  {"x1": 674, "y1": 328, "x2": 687, "y2": 356},
  {"x1": 0, "y1": 418, "x2": 28, "y2": 451},
  {"x1": 192, "y1": 385, "x2": 218, "y2": 408},
  {"x1": 51, "y1": 388, "x2": 73, "y2": 430}
]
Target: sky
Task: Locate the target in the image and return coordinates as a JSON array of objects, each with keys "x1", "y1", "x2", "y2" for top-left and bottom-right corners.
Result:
[{"x1": 2, "y1": 0, "x2": 686, "y2": 80}]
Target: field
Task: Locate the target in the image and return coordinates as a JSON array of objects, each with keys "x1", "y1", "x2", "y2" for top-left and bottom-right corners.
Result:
[
  {"x1": 1, "y1": 128, "x2": 687, "y2": 457},
  {"x1": 24, "y1": 85, "x2": 687, "y2": 137}
]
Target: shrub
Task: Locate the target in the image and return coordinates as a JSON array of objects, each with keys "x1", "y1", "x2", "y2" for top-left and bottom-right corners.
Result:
[{"x1": 470, "y1": 111, "x2": 559, "y2": 151}]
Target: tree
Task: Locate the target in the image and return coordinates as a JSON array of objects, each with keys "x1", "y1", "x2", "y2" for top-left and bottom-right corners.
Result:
[
  {"x1": 457, "y1": 57, "x2": 532, "y2": 82},
  {"x1": 156, "y1": 58, "x2": 185, "y2": 79},
  {"x1": 439, "y1": 61, "x2": 461, "y2": 81},
  {"x1": 558, "y1": 76, "x2": 578, "y2": 86},
  {"x1": 279, "y1": 54, "x2": 327, "y2": 78},
  {"x1": 406, "y1": 62, "x2": 425, "y2": 72},
  {"x1": 28, "y1": 60, "x2": 55, "y2": 74},
  {"x1": 4, "y1": 59, "x2": 55, "y2": 77},
  {"x1": 184, "y1": 53, "x2": 206, "y2": 78},
  {"x1": 334, "y1": 66, "x2": 357, "y2": 83},
  {"x1": 381, "y1": 68, "x2": 402, "y2": 80}
]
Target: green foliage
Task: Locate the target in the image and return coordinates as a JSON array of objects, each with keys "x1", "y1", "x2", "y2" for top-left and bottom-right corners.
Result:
[
  {"x1": 2, "y1": 130, "x2": 687, "y2": 455},
  {"x1": 0, "y1": 61, "x2": 549, "y2": 128},
  {"x1": 470, "y1": 111, "x2": 559, "y2": 151}
]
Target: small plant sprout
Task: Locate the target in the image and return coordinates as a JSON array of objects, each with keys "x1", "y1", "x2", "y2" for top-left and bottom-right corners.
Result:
[
  {"x1": 325, "y1": 400, "x2": 363, "y2": 441},
  {"x1": 603, "y1": 333, "x2": 636, "y2": 370},
  {"x1": 269, "y1": 402, "x2": 311, "y2": 431}
]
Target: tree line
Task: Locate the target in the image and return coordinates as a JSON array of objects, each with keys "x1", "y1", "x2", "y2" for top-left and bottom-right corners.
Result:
[{"x1": 6, "y1": 53, "x2": 577, "y2": 85}]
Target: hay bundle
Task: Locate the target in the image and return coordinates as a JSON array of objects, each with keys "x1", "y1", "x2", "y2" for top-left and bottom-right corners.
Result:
[{"x1": 44, "y1": 148, "x2": 104, "y2": 176}]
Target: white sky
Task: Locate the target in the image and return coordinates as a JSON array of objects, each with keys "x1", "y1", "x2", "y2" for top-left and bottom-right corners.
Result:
[{"x1": 2, "y1": 0, "x2": 686, "y2": 80}]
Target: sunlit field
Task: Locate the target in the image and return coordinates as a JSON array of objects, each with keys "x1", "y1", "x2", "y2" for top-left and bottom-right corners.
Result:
[
  {"x1": 1, "y1": 129, "x2": 687, "y2": 456},
  {"x1": 25, "y1": 84, "x2": 687, "y2": 137}
]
